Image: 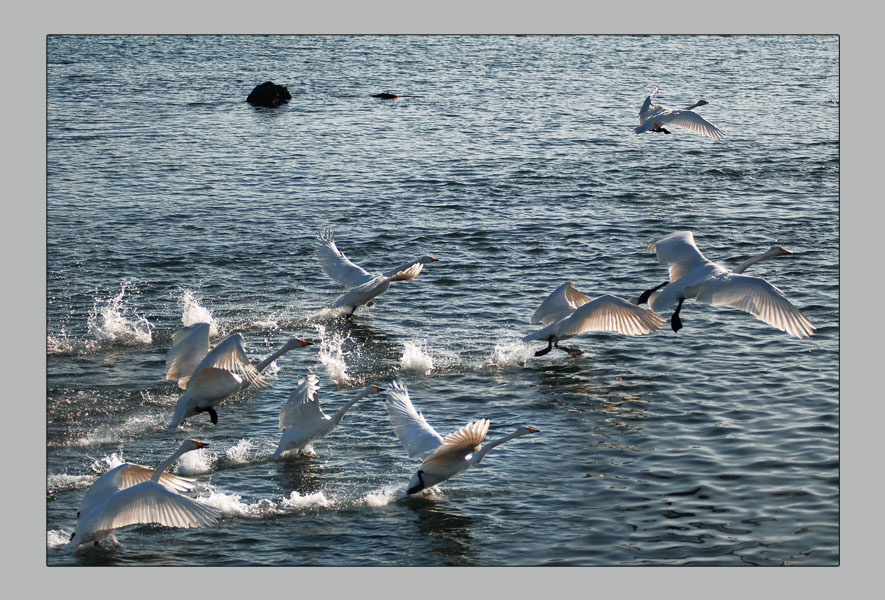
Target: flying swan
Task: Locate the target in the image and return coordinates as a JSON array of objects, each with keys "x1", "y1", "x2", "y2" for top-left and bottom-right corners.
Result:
[
  {"x1": 635, "y1": 87, "x2": 724, "y2": 140},
  {"x1": 386, "y1": 380, "x2": 538, "y2": 495},
  {"x1": 271, "y1": 373, "x2": 385, "y2": 458},
  {"x1": 315, "y1": 229, "x2": 438, "y2": 315},
  {"x1": 523, "y1": 282, "x2": 666, "y2": 356},
  {"x1": 68, "y1": 439, "x2": 220, "y2": 547},
  {"x1": 633, "y1": 231, "x2": 815, "y2": 338},
  {"x1": 168, "y1": 332, "x2": 313, "y2": 431}
]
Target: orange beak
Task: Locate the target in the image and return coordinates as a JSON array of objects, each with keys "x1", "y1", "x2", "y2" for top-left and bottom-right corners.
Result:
[
  {"x1": 299, "y1": 339, "x2": 313, "y2": 347},
  {"x1": 374, "y1": 385, "x2": 385, "y2": 392},
  {"x1": 194, "y1": 440, "x2": 208, "y2": 448},
  {"x1": 527, "y1": 427, "x2": 538, "y2": 433}
]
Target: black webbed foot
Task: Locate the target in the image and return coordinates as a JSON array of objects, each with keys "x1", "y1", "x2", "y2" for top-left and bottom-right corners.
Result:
[
  {"x1": 207, "y1": 407, "x2": 218, "y2": 424},
  {"x1": 534, "y1": 338, "x2": 554, "y2": 357}
]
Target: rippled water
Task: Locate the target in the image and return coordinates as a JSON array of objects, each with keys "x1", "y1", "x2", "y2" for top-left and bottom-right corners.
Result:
[{"x1": 46, "y1": 35, "x2": 838, "y2": 566}]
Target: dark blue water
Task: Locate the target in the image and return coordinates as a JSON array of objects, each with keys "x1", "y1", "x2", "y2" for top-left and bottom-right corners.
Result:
[{"x1": 46, "y1": 35, "x2": 838, "y2": 566}]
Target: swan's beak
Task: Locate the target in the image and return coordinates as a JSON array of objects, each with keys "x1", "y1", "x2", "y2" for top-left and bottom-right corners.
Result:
[
  {"x1": 194, "y1": 440, "x2": 209, "y2": 448},
  {"x1": 430, "y1": 257, "x2": 438, "y2": 262},
  {"x1": 527, "y1": 427, "x2": 539, "y2": 433},
  {"x1": 374, "y1": 385, "x2": 385, "y2": 392},
  {"x1": 299, "y1": 339, "x2": 314, "y2": 347}
]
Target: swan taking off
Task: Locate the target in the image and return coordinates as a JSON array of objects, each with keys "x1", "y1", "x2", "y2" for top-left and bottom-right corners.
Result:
[
  {"x1": 315, "y1": 229, "x2": 438, "y2": 315},
  {"x1": 385, "y1": 380, "x2": 538, "y2": 495},
  {"x1": 168, "y1": 333, "x2": 313, "y2": 431},
  {"x1": 523, "y1": 282, "x2": 666, "y2": 356},
  {"x1": 68, "y1": 440, "x2": 220, "y2": 547},
  {"x1": 165, "y1": 322, "x2": 211, "y2": 389},
  {"x1": 634, "y1": 231, "x2": 815, "y2": 338},
  {"x1": 271, "y1": 374, "x2": 385, "y2": 458},
  {"x1": 635, "y1": 87, "x2": 724, "y2": 140}
]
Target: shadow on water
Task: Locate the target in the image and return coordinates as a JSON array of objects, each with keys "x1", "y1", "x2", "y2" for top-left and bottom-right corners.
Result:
[
  {"x1": 403, "y1": 498, "x2": 480, "y2": 565},
  {"x1": 273, "y1": 456, "x2": 327, "y2": 495}
]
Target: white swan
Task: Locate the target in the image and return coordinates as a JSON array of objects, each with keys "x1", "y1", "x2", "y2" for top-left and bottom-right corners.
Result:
[
  {"x1": 315, "y1": 230, "x2": 438, "y2": 315},
  {"x1": 68, "y1": 440, "x2": 220, "y2": 547},
  {"x1": 634, "y1": 231, "x2": 815, "y2": 338},
  {"x1": 523, "y1": 282, "x2": 666, "y2": 356},
  {"x1": 385, "y1": 380, "x2": 538, "y2": 495},
  {"x1": 168, "y1": 334, "x2": 313, "y2": 431},
  {"x1": 271, "y1": 374, "x2": 385, "y2": 458},
  {"x1": 635, "y1": 87, "x2": 724, "y2": 140}
]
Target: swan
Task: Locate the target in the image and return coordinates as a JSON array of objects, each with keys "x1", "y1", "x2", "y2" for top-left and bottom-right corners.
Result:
[
  {"x1": 631, "y1": 244, "x2": 793, "y2": 305},
  {"x1": 315, "y1": 230, "x2": 438, "y2": 315},
  {"x1": 168, "y1": 334, "x2": 313, "y2": 431},
  {"x1": 634, "y1": 231, "x2": 815, "y2": 338},
  {"x1": 635, "y1": 87, "x2": 724, "y2": 140},
  {"x1": 523, "y1": 282, "x2": 666, "y2": 356},
  {"x1": 68, "y1": 439, "x2": 220, "y2": 547},
  {"x1": 385, "y1": 380, "x2": 538, "y2": 495},
  {"x1": 271, "y1": 374, "x2": 385, "y2": 458}
]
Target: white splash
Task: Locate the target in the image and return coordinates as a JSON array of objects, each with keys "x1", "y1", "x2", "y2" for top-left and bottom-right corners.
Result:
[
  {"x1": 176, "y1": 448, "x2": 213, "y2": 476},
  {"x1": 362, "y1": 486, "x2": 405, "y2": 507},
  {"x1": 198, "y1": 488, "x2": 332, "y2": 518},
  {"x1": 225, "y1": 439, "x2": 253, "y2": 463},
  {"x1": 485, "y1": 339, "x2": 536, "y2": 369},
  {"x1": 47, "y1": 472, "x2": 94, "y2": 493},
  {"x1": 47, "y1": 530, "x2": 71, "y2": 549},
  {"x1": 86, "y1": 282, "x2": 153, "y2": 346},
  {"x1": 315, "y1": 324, "x2": 351, "y2": 384},
  {"x1": 74, "y1": 413, "x2": 167, "y2": 447},
  {"x1": 177, "y1": 289, "x2": 218, "y2": 336},
  {"x1": 400, "y1": 341, "x2": 434, "y2": 375},
  {"x1": 281, "y1": 490, "x2": 331, "y2": 509}
]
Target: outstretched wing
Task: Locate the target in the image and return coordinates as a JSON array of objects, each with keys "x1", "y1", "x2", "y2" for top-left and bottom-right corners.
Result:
[
  {"x1": 649, "y1": 231, "x2": 711, "y2": 282},
  {"x1": 78, "y1": 465, "x2": 196, "y2": 516},
  {"x1": 696, "y1": 273, "x2": 816, "y2": 339},
  {"x1": 654, "y1": 109, "x2": 725, "y2": 140},
  {"x1": 279, "y1": 374, "x2": 325, "y2": 429},
  {"x1": 385, "y1": 380, "x2": 444, "y2": 460},
  {"x1": 422, "y1": 419, "x2": 490, "y2": 466},
  {"x1": 638, "y1": 87, "x2": 659, "y2": 123},
  {"x1": 315, "y1": 230, "x2": 376, "y2": 289},
  {"x1": 92, "y1": 481, "x2": 221, "y2": 533},
  {"x1": 530, "y1": 282, "x2": 591, "y2": 325},
  {"x1": 165, "y1": 323, "x2": 211, "y2": 388},
  {"x1": 192, "y1": 334, "x2": 265, "y2": 388},
  {"x1": 556, "y1": 294, "x2": 666, "y2": 337}
]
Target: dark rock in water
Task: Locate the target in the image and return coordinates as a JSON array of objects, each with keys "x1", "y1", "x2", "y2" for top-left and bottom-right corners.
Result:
[
  {"x1": 372, "y1": 92, "x2": 399, "y2": 99},
  {"x1": 247, "y1": 81, "x2": 292, "y2": 107}
]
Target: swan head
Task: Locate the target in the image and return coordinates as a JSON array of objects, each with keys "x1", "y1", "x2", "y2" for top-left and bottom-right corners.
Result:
[
  {"x1": 695, "y1": 99, "x2": 708, "y2": 107},
  {"x1": 182, "y1": 439, "x2": 209, "y2": 452},
  {"x1": 768, "y1": 245, "x2": 791, "y2": 256},
  {"x1": 283, "y1": 337, "x2": 314, "y2": 351},
  {"x1": 417, "y1": 256, "x2": 438, "y2": 265},
  {"x1": 517, "y1": 426, "x2": 539, "y2": 436}
]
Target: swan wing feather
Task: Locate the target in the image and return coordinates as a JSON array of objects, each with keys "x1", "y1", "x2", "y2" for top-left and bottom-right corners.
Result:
[
  {"x1": 193, "y1": 334, "x2": 265, "y2": 387},
  {"x1": 279, "y1": 374, "x2": 325, "y2": 429},
  {"x1": 530, "y1": 282, "x2": 591, "y2": 325},
  {"x1": 422, "y1": 419, "x2": 490, "y2": 465},
  {"x1": 696, "y1": 273, "x2": 816, "y2": 338},
  {"x1": 556, "y1": 294, "x2": 666, "y2": 337},
  {"x1": 315, "y1": 230, "x2": 376, "y2": 289},
  {"x1": 383, "y1": 260, "x2": 425, "y2": 281},
  {"x1": 93, "y1": 481, "x2": 221, "y2": 532},
  {"x1": 654, "y1": 109, "x2": 725, "y2": 140},
  {"x1": 385, "y1": 380, "x2": 444, "y2": 460},
  {"x1": 165, "y1": 323, "x2": 210, "y2": 383},
  {"x1": 649, "y1": 231, "x2": 711, "y2": 282}
]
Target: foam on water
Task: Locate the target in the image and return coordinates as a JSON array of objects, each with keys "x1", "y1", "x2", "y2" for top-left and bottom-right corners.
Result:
[
  {"x1": 176, "y1": 288, "x2": 218, "y2": 336},
  {"x1": 199, "y1": 488, "x2": 333, "y2": 518},
  {"x1": 225, "y1": 439, "x2": 253, "y2": 463},
  {"x1": 400, "y1": 341, "x2": 434, "y2": 375},
  {"x1": 176, "y1": 448, "x2": 213, "y2": 476},
  {"x1": 315, "y1": 324, "x2": 352, "y2": 384},
  {"x1": 74, "y1": 413, "x2": 168, "y2": 447},
  {"x1": 482, "y1": 338, "x2": 537, "y2": 369},
  {"x1": 86, "y1": 281, "x2": 153, "y2": 346},
  {"x1": 362, "y1": 485, "x2": 406, "y2": 507},
  {"x1": 47, "y1": 530, "x2": 72, "y2": 549}
]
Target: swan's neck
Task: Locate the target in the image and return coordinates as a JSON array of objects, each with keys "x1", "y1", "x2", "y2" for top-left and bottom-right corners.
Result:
[
  {"x1": 254, "y1": 342, "x2": 294, "y2": 374},
  {"x1": 331, "y1": 388, "x2": 374, "y2": 426},
  {"x1": 471, "y1": 430, "x2": 529, "y2": 465},
  {"x1": 684, "y1": 100, "x2": 705, "y2": 110},
  {"x1": 732, "y1": 247, "x2": 785, "y2": 274},
  {"x1": 150, "y1": 445, "x2": 190, "y2": 482}
]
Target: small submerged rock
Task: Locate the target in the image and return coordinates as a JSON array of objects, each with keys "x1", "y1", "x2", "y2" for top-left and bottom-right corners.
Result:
[{"x1": 247, "y1": 81, "x2": 292, "y2": 107}]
